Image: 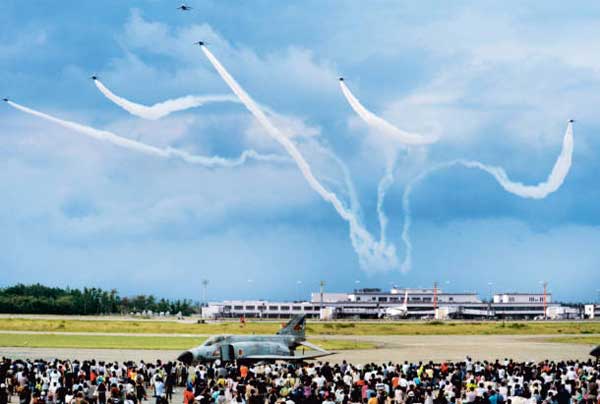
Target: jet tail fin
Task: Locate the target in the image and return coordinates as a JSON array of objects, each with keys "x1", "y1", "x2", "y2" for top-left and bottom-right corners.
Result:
[{"x1": 277, "y1": 314, "x2": 306, "y2": 337}]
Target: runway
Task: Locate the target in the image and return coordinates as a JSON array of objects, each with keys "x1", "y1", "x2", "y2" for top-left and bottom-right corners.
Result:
[{"x1": 1, "y1": 334, "x2": 595, "y2": 364}]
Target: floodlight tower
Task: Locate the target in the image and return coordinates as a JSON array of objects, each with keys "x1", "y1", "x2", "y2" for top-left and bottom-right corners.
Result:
[
  {"x1": 320, "y1": 280, "x2": 325, "y2": 311},
  {"x1": 540, "y1": 281, "x2": 548, "y2": 320},
  {"x1": 433, "y1": 281, "x2": 438, "y2": 312},
  {"x1": 201, "y1": 279, "x2": 209, "y2": 306}
]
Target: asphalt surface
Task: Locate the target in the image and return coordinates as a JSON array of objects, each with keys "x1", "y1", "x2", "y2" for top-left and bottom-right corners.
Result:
[{"x1": 0, "y1": 334, "x2": 596, "y2": 364}]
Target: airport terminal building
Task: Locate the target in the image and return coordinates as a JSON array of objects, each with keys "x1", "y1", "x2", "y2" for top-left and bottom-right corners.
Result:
[{"x1": 202, "y1": 287, "x2": 582, "y2": 320}]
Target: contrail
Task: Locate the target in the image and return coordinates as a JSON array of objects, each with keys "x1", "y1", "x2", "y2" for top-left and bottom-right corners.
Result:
[
  {"x1": 339, "y1": 79, "x2": 438, "y2": 145},
  {"x1": 94, "y1": 79, "x2": 239, "y2": 120},
  {"x1": 400, "y1": 121, "x2": 574, "y2": 273},
  {"x1": 6, "y1": 100, "x2": 287, "y2": 168},
  {"x1": 200, "y1": 45, "x2": 398, "y2": 271}
]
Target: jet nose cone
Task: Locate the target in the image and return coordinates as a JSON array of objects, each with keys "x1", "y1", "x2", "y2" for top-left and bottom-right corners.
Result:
[
  {"x1": 590, "y1": 345, "x2": 600, "y2": 358},
  {"x1": 177, "y1": 351, "x2": 194, "y2": 365}
]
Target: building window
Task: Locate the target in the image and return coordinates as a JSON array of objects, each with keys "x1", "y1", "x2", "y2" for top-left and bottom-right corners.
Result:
[
  {"x1": 245, "y1": 306, "x2": 255, "y2": 310},
  {"x1": 280, "y1": 306, "x2": 290, "y2": 311},
  {"x1": 268, "y1": 306, "x2": 278, "y2": 310},
  {"x1": 292, "y1": 306, "x2": 302, "y2": 311},
  {"x1": 234, "y1": 306, "x2": 243, "y2": 310},
  {"x1": 378, "y1": 297, "x2": 387, "y2": 302}
]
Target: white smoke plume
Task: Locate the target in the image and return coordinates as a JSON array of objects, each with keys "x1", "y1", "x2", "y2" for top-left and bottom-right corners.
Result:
[
  {"x1": 95, "y1": 78, "x2": 321, "y2": 142},
  {"x1": 94, "y1": 79, "x2": 239, "y2": 120},
  {"x1": 6, "y1": 100, "x2": 287, "y2": 168},
  {"x1": 339, "y1": 80, "x2": 438, "y2": 145},
  {"x1": 400, "y1": 121, "x2": 574, "y2": 273},
  {"x1": 376, "y1": 156, "x2": 397, "y2": 245},
  {"x1": 200, "y1": 45, "x2": 398, "y2": 272}
]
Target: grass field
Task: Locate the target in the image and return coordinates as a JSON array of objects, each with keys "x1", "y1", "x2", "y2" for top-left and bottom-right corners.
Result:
[
  {"x1": 546, "y1": 336, "x2": 600, "y2": 345},
  {"x1": 0, "y1": 333, "x2": 375, "y2": 351},
  {"x1": 0, "y1": 318, "x2": 599, "y2": 336}
]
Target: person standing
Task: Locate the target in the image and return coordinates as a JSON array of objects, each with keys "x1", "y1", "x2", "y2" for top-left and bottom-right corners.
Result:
[
  {"x1": 153, "y1": 378, "x2": 165, "y2": 404},
  {"x1": 0, "y1": 383, "x2": 8, "y2": 404}
]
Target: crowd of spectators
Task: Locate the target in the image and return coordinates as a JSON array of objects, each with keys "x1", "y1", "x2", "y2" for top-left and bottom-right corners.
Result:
[{"x1": 0, "y1": 357, "x2": 598, "y2": 404}]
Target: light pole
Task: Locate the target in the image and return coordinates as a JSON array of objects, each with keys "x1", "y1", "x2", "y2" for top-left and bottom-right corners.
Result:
[
  {"x1": 296, "y1": 280, "x2": 302, "y2": 302},
  {"x1": 320, "y1": 280, "x2": 325, "y2": 312},
  {"x1": 487, "y1": 282, "x2": 494, "y2": 318},
  {"x1": 539, "y1": 280, "x2": 548, "y2": 320},
  {"x1": 201, "y1": 279, "x2": 209, "y2": 307}
]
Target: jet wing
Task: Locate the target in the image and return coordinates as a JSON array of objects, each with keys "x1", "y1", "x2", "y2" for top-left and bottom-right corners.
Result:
[
  {"x1": 298, "y1": 340, "x2": 329, "y2": 353},
  {"x1": 242, "y1": 351, "x2": 335, "y2": 361}
]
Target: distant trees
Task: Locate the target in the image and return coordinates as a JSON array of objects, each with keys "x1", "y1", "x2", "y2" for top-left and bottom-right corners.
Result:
[{"x1": 0, "y1": 284, "x2": 196, "y2": 316}]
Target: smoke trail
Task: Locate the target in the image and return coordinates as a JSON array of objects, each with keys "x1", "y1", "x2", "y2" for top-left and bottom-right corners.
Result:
[
  {"x1": 305, "y1": 138, "x2": 361, "y2": 216},
  {"x1": 200, "y1": 45, "x2": 398, "y2": 271},
  {"x1": 400, "y1": 121, "x2": 574, "y2": 273},
  {"x1": 6, "y1": 100, "x2": 287, "y2": 168},
  {"x1": 339, "y1": 80, "x2": 438, "y2": 145},
  {"x1": 96, "y1": 79, "x2": 321, "y2": 142},
  {"x1": 376, "y1": 156, "x2": 397, "y2": 244},
  {"x1": 94, "y1": 79, "x2": 239, "y2": 120}
]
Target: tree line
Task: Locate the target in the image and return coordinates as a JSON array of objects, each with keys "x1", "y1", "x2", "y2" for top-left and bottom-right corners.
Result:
[{"x1": 0, "y1": 284, "x2": 197, "y2": 316}]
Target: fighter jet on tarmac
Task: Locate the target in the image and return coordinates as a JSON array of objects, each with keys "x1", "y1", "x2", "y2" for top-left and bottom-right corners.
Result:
[
  {"x1": 177, "y1": 315, "x2": 333, "y2": 364},
  {"x1": 177, "y1": 4, "x2": 192, "y2": 11}
]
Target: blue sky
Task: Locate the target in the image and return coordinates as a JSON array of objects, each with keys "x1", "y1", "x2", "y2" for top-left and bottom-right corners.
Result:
[{"x1": 1, "y1": 1, "x2": 599, "y2": 302}]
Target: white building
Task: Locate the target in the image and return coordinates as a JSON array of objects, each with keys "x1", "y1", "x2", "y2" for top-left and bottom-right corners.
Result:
[
  {"x1": 201, "y1": 287, "x2": 579, "y2": 320},
  {"x1": 584, "y1": 304, "x2": 600, "y2": 319},
  {"x1": 546, "y1": 305, "x2": 581, "y2": 320},
  {"x1": 493, "y1": 293, "x2": 551, "y2": 304},
  {"x1": 203, "y1": 300, "x2": 319, "y2": 319}
]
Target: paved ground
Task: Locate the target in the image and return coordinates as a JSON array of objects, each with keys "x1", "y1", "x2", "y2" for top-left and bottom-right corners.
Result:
[{"x1": 1, "y1": 334, "x2": 596, "y2": 364}]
